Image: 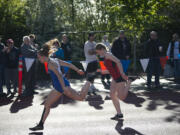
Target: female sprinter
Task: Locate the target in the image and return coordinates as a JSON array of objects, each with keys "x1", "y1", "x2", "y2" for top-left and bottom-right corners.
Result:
[
  {"x1": 29, "y1": 44, "x2": 94, "y2": 131},
  {"x1": 95, "y1": 43, "x2": 137, "y2": 120}
]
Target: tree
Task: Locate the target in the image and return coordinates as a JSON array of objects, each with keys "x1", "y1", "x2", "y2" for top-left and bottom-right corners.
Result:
[{"x1": 0, "y1": 0, "x2": 29, "y2": 46}]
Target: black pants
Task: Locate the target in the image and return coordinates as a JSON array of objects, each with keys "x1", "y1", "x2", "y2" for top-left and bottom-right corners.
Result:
[
  {"x1": 86, "y1": 61, "x2": 98, "y2": 83},
  {"x1": 147, "y1": 58, "x2": 161, "y2": 86},
  {"x1": 23, "y1": 62, "x2": 35, "y2": 95},
  {"x1": 5, "y1": 68, "x2": 18, "y2": 92},
  {"x1": 0, "y1": 64, "x2": 5, "y2": 93},
  {"x1": 86, "y1": 61, "x2": 98, "y2": 74},
  {"x1": 101, "y1": 74, "x2": 110, "y2": 81}
]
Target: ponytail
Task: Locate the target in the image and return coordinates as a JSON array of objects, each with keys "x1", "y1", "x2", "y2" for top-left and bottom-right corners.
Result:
[{"x1": 38, "y1": 42, "x2": 54, "y2": 57}]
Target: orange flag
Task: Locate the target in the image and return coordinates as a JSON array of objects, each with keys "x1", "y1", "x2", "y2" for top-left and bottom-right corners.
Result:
[
  {"x1": 44, "y1": 62, "x2": 48, "y2": 74},
  {"x1": 99, "y1": 61, "x2": 109, "y2": 74}
]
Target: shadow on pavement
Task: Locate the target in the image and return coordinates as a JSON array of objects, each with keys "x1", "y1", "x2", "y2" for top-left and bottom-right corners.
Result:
[
  {"x1": 0, "y1": 94, "x2": 14, "y2": 106},
  {"x1": 10, "y1": 96, "x2": 34, "y2": 113},
  {"x1": 124, "y1": 91, "x2": 145, "y2": 107},
  {"x1": 143, "y1": 90, "x2": 180, "y2": 110},
  {"x1": 115, "y1": 119, "x2": 144, "y2": 135},
  {"x1": 86, "y1": 94, "x2": 104, "y2": 110},
  {"x1": 29, "y1": 132, "x2": 43, "y2": 135},
  {"x1": 143, "y1": 90, "x2": 180, "y2": 123}
]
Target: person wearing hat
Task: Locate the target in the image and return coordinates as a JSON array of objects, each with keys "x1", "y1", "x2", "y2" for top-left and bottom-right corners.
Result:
[
  {"x1": 111, "y1": 30, "x2": 131, "y2": 72},
  {"x1": 4, "y1": 39, "x2": 20, "y2": 95},
  {"x1": 0, "y1": 37, "x2": 7, "y2": 97}
]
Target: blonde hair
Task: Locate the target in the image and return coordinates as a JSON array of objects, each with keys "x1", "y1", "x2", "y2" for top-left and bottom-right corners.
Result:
[
  {"x1": 29, "y1": 34, "x2": 36, "y2": 39},
  {"x1": 38, "y1": 38, "x2": 58, "y2": 57},
  {"x1": 52, "y1": 38, "x2": 61, "y2": 47}
]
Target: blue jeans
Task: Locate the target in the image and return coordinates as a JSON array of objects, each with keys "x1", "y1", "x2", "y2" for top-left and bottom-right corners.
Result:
[
  {"x1": 0, "y1": 64, "x2": 5, "y2": 93},
  {"x1": 174, "y1": 59, "x2": 180, "y2": 79},
  {"x1": 146, "y1": 58, "x2": 161, "y2": 86}
]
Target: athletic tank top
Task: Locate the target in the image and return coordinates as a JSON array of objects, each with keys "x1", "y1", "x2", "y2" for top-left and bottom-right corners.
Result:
[
  {"x1": 48, "y1": 58, "x2": 62, "y2": 74},
  {"x1": 104, "y1": 58, "x2": 121, "y2": 80},
  {"x1": 48, "y1": 58, "x2": 70, "y2": 92},
  {"x1": 48, "y1": 58, "x2": 62, "y2": 87}
]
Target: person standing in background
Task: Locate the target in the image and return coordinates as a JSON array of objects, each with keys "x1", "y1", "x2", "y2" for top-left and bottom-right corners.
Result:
[
  {"x1": 0, "y1": 37, "x2": 6, "y2": 97},
  {"x1": 144, "y1": 31, "x2": 163, "y2": 89},
  {"x1": 111, "y1": 30, "x2": 131, "y2": 61},
  {"x1": 166, "y1": 33, "x2": 180, "y2": 83},
  {"x1": 29, "y1": 34, "x2": 39, "y2": 49},
  {"x1": 51, "y1": 38, "x2": 64, "y2": 59},
  {"x1": 21, "y1": 36, "x2": 37, "y2": 97},
  {"x1": 61, "y1": 34, "x2": 72, "y2": 79},
  {"x1": 4, "y1": 39, "x2": 20, "y2": 95},
  {"x1": 100, "y1": 35, "x2": 111, "y2": 85},
  {"x1": 102, "y1": 35, "x2": 111, "y2": 52},
  {"x1": 111, "y1": 30, "x2": 131, "y2": 75},
  {"x1": 84, "y1": 32, "x2": 98, "y2": 95},
  {"x1": 29, "y1": 34, "x2": 39, "y2": 89},
  {"x1": 61, "y1": 34, "x2": 72, "y2": 60}
]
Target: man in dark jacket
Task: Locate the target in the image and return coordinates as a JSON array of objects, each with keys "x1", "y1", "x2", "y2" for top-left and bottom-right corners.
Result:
[
  {"x1": 4, "y1": 39, "x2": 20, "y2": 95},
  {"x1": 111, "y1": 30, "x2": 131, "y2": 60},
  {"x1": 0, "y1": 38, "x2": 6, "y2": 97},
  {"x1": 61, "y1": 34, "x2": 72, "y2": 79},
  {"x1": 144, "y1": 31, "x2": 163, "y2": 89},
  {"x1": 61, "y1": 34, "x2": 72, "y2": 60},
  {"x1": 21, "y1": 36, "x2": 37, "y2": 97}
]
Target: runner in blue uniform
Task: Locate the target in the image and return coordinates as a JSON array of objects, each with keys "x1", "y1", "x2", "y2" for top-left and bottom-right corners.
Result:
[{"x1": 29, "y1": 42, "x2": 94, "y2": 131}]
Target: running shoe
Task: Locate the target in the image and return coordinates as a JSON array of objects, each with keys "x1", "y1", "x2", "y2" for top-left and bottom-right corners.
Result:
[
  {"x1": 29, "y1": 123, "x2": 44, "y2": 131},
  {"x1": 111, "y1": 113, "x2": 124, "y2": 120}
]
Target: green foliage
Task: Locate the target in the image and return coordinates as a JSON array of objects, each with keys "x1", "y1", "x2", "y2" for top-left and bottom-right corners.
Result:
[
  {"x1": 0, "y1": 0, "x2": 29, "y2": 46},
  {"x1": 0, "y1": 0, "x2": 179, "y2": 47}
]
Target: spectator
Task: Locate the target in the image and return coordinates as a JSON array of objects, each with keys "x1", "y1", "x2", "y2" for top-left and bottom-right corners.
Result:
[
  {"x1": 4, "y1": 39, "x2": 20, "y2": 95},
  {"x1": 144, "y1": 31, "x2": 163, "y2": 89},
  {"x1": 51, "y1": 38, "x2": 64, "y2": 59},
  {"x1": 100, "y1": 35, "x2": 111, "y2": 85},
  {"x1": 29, "y1": 34, "x2": 39, "y2": 88},
  {"x1": 0, "y1": 37, "x2": 6, "y2": 97},
  {"x1": 61, "y1": 34, "x2": 72, "y2": 79},
  {"x1": 111, "y1": 30, "x2": 131, "y2": 60},
  {"x1": 166, "y1": 33, "x2": 180, "y2": 82},
  {"x1": 29, "y1": 34, "x2": 39, "y2": 49},
  {"x1": 21, "y1": 36, "x2": 37, "y2": 97},
  {"x1": 84, "y1": 32, "x2": 98, "y2": 95},
  {"x1": 102, "y1": 35, "x2": 111, "y2": 52},
  {"x1": 61, "y1": 34, "x2": 72, "y2": 60}
]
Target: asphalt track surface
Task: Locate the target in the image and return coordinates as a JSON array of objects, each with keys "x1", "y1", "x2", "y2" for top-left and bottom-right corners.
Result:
[{"x1": 0, "y1": 77, "x2": 180, "y2": 135}]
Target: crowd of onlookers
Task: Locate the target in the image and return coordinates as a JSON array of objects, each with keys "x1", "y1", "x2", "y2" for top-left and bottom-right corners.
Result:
[
  {"x1": 0, "y1": 34, "x2": 72, "y2": 97},
  {"x1": 0, "y1": 31, "x2": 180, "y2": 97}
]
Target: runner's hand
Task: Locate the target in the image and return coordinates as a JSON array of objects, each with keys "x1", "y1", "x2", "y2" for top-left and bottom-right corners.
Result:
[
  {"x1": 121, "y1": 73, "x2": 128, "y2": 81},
  {"x1": 77, "y1": 70, "x2": 84, "y2": 75}
]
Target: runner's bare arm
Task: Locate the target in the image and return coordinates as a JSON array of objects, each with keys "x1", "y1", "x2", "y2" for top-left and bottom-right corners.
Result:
[{"x1": 58, "y1": 59, "x2": 84, "y2": 75}]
